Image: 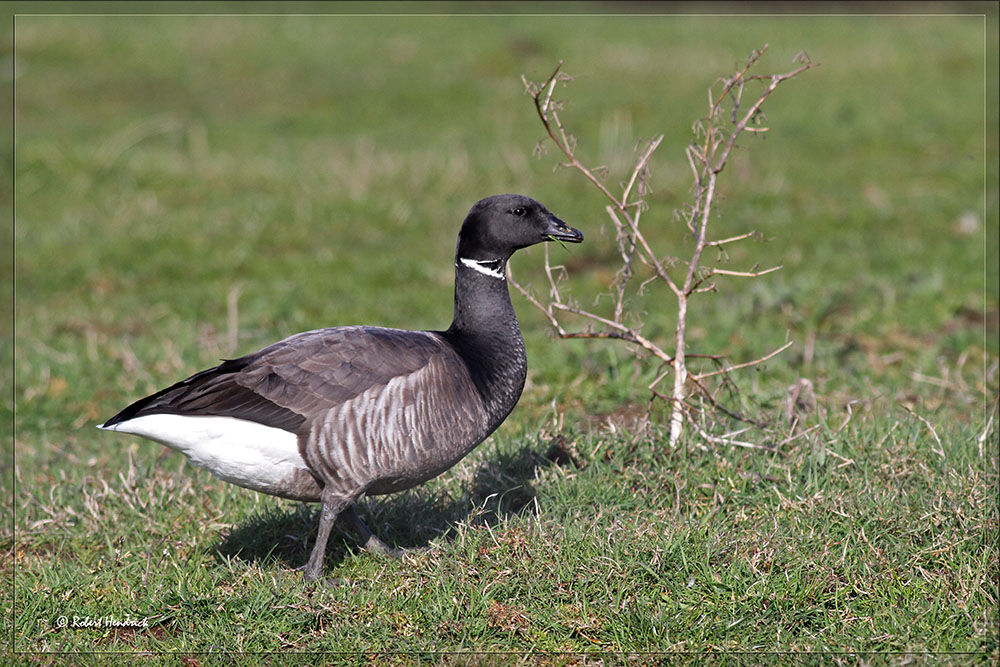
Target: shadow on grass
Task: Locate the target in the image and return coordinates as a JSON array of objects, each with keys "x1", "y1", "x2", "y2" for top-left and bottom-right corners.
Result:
[{"x1": 211, "y1": 439, "x2": 563, "y2": 572}]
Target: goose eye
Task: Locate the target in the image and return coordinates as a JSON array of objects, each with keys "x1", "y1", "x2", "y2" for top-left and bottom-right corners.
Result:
[{"x1": 510, "y1": 207, "x2": 526, "y2": 217}]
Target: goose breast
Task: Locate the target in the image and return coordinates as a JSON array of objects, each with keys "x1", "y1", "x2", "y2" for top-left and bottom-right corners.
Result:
[{"x1": 302, "y1": 335, "x2": 488, "y2": 496}]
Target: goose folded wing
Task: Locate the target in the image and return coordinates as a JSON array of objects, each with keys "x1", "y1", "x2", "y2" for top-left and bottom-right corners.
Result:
[{"x1": 102, "y1": 326, "x2": 447, "y2": 433}]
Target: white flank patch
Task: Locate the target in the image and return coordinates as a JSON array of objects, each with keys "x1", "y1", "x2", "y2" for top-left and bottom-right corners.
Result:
[
  {"x1": 99, "y1": 414, "x2": 307, "y2": 495},
  {"x1": 458, "y1": 257, "x2": 505, "y2": 280}
]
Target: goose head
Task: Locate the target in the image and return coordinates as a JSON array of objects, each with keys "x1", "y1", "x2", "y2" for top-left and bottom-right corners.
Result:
[{"x1": 455, "y1": 194, "x2": 583, "y2": 262}]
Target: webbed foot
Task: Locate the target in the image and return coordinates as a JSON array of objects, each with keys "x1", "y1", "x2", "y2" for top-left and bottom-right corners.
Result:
[{"x1": 340, "y1": 506, "x2": 430, "y2": 558}]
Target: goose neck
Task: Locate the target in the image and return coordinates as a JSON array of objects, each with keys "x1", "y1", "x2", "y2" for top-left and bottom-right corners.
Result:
[{"x1": 444, "y1": 258, "x2": 527, "y2": 423}]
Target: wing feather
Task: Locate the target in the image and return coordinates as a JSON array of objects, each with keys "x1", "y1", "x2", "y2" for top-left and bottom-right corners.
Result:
[{"x1": 103, "y1": 326, "x2": 456, "y2": 434}]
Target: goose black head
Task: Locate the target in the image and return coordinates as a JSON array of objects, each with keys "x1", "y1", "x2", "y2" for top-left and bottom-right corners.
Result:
[{"x1": 456, "y1": 194, "x2": 583, "y2": 262}]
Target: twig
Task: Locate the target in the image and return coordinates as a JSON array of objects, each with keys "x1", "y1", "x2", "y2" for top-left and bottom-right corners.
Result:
[
  {"x1": 526, "y1": 63, "x2": 620, "y2": 205},
  {"x1": 823, "y1": 445, "x2": 856, "y2": 468},
  {"x1": 551, "y1": 302, "x2": 673, "y2": 364},
  {"x1": 508, "y1": 265, "x2": 658, "y2": 349},
  {"x1": 605, "y1": 206, "x2": 679, "y2": 295},
  {"x1": 692, "y1": 423, "x2": 777, "y2": 452},
  {"x1": 695, "y1": 341, "x2": 793, "y2": 381},
  {"x1": 710, "y1": 265, "x2": 783, "y2": 278},
  {"x1": 686, "y1": 372, "x2": 769, "y2": 428},
  {"x1": 775, "y1": 424, "x2": 821, "y2": 449},
  {"x1": 837, "y1": 399, "x2": 861, "y2": 433},
  {"x1": 900, "y1": 403, "x2": 946, "y2": 459},
  {"x1": 707, "y1": 232, "x2": 759, "y2": 247},
  {"x1": 621, "y1": 135, "x2": 664, "y2": 208}
]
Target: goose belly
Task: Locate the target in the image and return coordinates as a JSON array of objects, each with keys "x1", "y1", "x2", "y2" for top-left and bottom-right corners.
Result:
[{"x1": 99, "y1": 414, "x2": 321, "y2": 501}]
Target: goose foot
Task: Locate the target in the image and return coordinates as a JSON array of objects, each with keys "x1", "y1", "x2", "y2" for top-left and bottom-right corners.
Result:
[
  {"x1": 291, "y1": 563, "x2": 353, "y2": 588},
  {"x1": 340, "y1": 506, "x2": 429, "y2": 558},
  {"x1": 300, "y1": 500, "x2": 429, "y2": 582}
]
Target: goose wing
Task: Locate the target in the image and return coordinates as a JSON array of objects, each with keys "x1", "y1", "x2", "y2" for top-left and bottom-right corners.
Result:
[{"x1": 102, "y1": 326, "x2": 454, "y2": 433}]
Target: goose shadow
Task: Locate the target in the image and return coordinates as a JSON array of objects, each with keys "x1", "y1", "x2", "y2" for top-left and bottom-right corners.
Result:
[{"x1": 211, "y1": 438, "x2": 571, "y2": 572}]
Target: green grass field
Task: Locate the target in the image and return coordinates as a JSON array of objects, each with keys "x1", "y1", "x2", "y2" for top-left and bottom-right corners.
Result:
[{"x1": 7, "y1": 6, "x2": 998, "y2": 660}]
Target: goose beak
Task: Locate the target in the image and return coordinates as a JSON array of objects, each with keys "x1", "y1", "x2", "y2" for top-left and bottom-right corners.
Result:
[{"x1": 543, "y1": 215, "x2": 584, "y2": 243}]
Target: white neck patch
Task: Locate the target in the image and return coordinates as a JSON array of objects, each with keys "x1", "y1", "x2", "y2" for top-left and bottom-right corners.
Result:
[{"x1": 458, "y1": 257, "x2": 505, "y2": 280}]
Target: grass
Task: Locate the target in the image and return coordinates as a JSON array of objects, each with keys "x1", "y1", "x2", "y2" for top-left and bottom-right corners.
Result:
[{"x1": 7, "y1": 6, "x2": 999, "y2": 661}]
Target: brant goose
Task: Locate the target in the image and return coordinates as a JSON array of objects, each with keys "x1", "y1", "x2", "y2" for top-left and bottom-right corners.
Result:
[{"x1": 100, "y1": 194, "x2": 583, "y2": 581}]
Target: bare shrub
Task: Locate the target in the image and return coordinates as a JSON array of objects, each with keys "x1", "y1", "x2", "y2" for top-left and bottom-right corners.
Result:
[{"x1": 510, "y1": 45, "x2": 816, "y2": 448}]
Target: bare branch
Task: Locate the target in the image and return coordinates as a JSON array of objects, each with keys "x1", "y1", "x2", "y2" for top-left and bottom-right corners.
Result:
[
  {"x1": 900, "y1": 403, "x2": 946, "y2": 459},
  {"x1": 695, "y1": 341, "x2": 794, "y2": 381},
  {"x1": 606, "y1": 205, "x2": 680, "y2": 296},
  {"x1": 774, "y1": 424, "x2": 822, "y2": 449},
  {"x1": 507, "y1": 264, "x2": 568, "y2": 336},
  {"x1": 710, "y1": 264, "x2": 783, "y2": 278},
  {"x1": 712, "y1": 61, "x2": 818, "y2": 175},
  {"x1": 622, "y1": 135, "x2": 664, "y2": 206},
  {"x1": 551, "y1": 302, "x2": 673, "y2": 364},
  {"x1": 692, "y1": 423, "x2": 777, "y2": 452},
  {"x1": 528, "y1": 64, "x2": 621, "y2": 205},
  {"x1": 687, "y1": 372, "x2": 769, "y2": 429},
  {"x1": 707, "y1": 232, "x2": 759, "y2": 247}
]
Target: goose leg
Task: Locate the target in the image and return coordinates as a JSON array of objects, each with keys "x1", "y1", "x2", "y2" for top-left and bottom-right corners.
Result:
[{"x1": 303, "y1": 489, "x2": 351, "y2": 582}]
